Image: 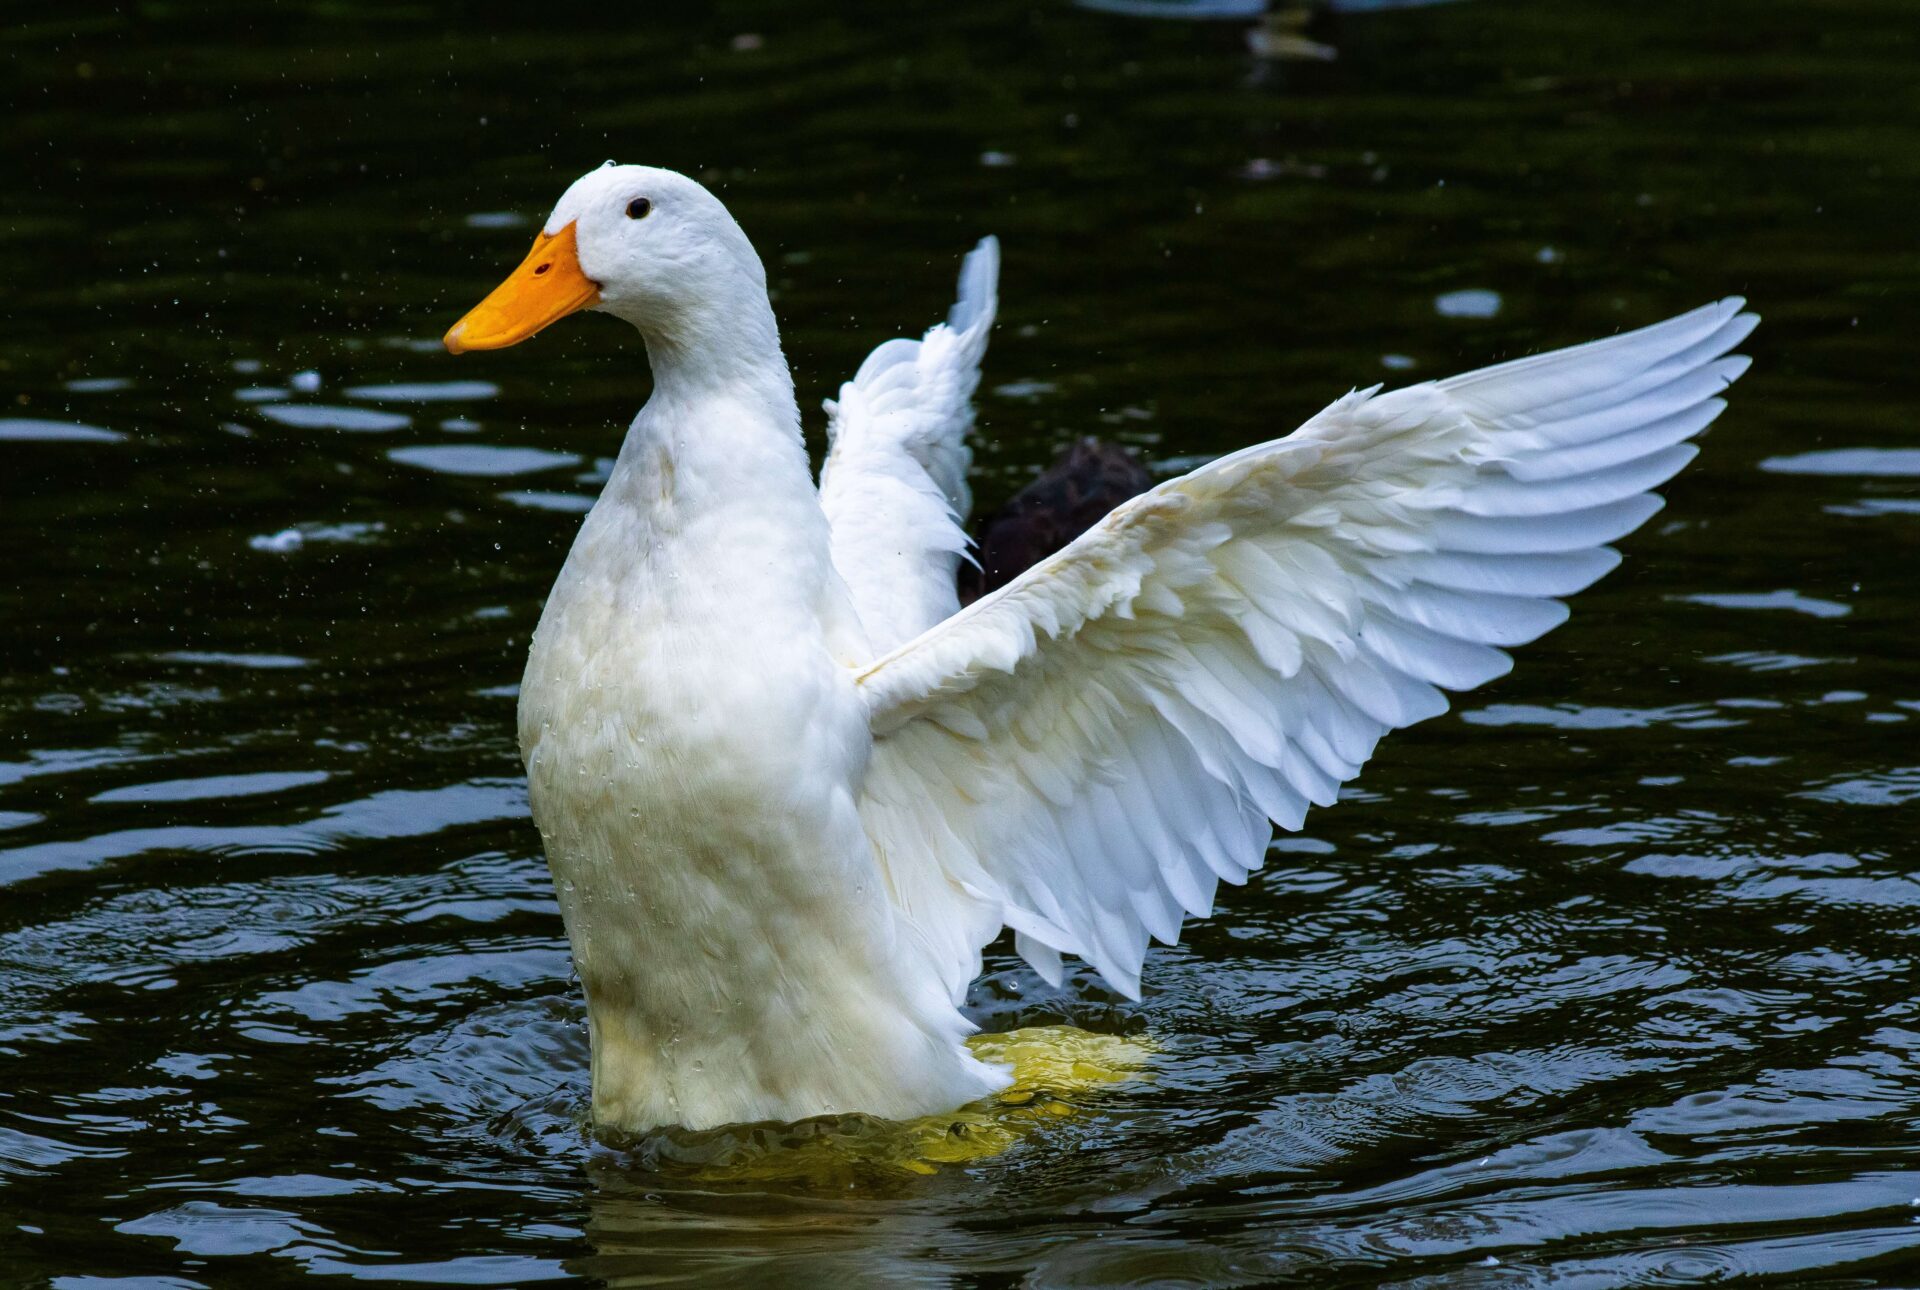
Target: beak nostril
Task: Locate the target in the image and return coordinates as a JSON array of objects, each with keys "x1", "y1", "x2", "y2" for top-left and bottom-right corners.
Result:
[{"x1": 534, "y1": 263, "x2": 551, "y2": 276}]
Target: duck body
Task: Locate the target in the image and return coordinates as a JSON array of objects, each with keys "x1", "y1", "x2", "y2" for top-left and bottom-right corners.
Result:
[
  {"x1": 450, "y1": 163, "x2": 1756, "y2": 1135},
  {"x1": 519, "y1": 333, "x2": 1003, "y2": 1130}
]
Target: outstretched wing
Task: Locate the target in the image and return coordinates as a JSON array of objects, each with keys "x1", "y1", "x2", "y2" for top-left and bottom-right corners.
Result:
[
  {"x1": 821, "y1": 238, "x2": 999, "y2": 652},
  {"x1": 855, "y1": 299, "x2": 1757, "y2": 1000}
]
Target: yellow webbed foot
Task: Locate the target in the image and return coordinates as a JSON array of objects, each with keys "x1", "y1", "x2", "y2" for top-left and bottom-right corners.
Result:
[
  {"x1": 615, "y1": 1026, "x2": 1155, "y2": 1185},
  {"x1": 902, "y1": 1026, "x2": 1158, "y2": 1171}
]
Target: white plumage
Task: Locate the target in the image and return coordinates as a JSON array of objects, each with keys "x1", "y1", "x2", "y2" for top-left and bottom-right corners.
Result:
[
  {"x1": 856, "y1": 298, "x2": 1755, "y2": 1000},
  {"x1": 820, "y1": 237, "x2": 999, "y2": 651},
  {"x1": 453, "y1": 164, "x2": 1756, "y2": 1132}
]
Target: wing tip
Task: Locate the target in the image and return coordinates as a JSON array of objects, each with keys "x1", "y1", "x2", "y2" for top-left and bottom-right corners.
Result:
[
  {"x1": 948, "y1": 236, "x2": 1002, "y2": 334},
  {"x1": 1714, "y1": 294, "x2": 1761, "y2": 331},
  {"x1": 1715, "y1": 354, "x2": 1754, "y2": 388},
  {"x1": 1106, "y1": 969, "x2": 1145, "y2": 1003}
]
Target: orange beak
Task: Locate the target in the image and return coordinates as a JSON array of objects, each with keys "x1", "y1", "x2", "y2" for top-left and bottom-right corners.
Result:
[{"x1": 444, "y1": 222, "x2": 601, "y2": 354}]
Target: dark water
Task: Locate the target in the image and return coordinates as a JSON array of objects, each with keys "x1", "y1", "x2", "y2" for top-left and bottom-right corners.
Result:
[{"x1": 5, "y1": 0, "x2": 1919, "y2": 1284}]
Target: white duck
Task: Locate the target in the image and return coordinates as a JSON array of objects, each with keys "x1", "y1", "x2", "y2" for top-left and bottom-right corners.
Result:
[{"x1": 445, "y1": 163, "x2": 1755, "y2": 1134}]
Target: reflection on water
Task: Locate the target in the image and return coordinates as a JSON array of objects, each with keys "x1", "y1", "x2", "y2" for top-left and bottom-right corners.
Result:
[{"x1": 3, "y1": 0, "x2": 1919, "y2": 1283}]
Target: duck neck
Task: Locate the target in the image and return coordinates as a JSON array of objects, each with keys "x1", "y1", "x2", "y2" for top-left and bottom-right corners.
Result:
[
  {"x1": 582, "y1": 293, "x2": 864, "y2": 658},
  {"x1": 636, "y1": 285, "x2": 796, "y2": 416},
  {"x1": 615, "y1": 291, "x2": 815, "y2": 526}
]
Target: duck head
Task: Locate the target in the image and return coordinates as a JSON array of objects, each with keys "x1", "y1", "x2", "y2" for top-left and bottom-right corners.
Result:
[{"x1": 443, "y1": 163, "x2": 767, "y2": 355}]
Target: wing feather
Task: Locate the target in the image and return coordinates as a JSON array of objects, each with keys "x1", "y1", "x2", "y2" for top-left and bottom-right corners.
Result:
[
  {"x1": 820, "y1": 238, "x2": 999, "y2": 651},
  {"x1": 855, "y1": 299, "x2": 1757, "y2": 1000}
]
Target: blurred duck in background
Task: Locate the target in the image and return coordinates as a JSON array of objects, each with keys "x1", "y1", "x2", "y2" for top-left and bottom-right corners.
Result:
[{"x1": 959, "y1": 438, "x2": 1153, "y2": 604}]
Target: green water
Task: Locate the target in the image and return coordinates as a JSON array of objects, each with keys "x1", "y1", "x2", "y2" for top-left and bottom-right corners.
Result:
[{"x1": 4, "y1": 0, "x2": 1919, "y2": 1284}]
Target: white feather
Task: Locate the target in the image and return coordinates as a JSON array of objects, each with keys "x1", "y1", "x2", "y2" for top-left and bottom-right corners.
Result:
[
  {"x1": 819, "y1": 238, "x2": 999, "y2": 651},
  {"x1": 855, "y1": 299, "x2": 1757, "y2": 1000}
]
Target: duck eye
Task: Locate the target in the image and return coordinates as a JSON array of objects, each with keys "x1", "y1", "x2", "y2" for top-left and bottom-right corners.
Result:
[{"x1": 626, "y1": 197, "x2": 652, "y2": 220}]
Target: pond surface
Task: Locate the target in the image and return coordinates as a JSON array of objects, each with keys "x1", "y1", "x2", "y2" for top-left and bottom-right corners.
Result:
[{"x1": 4, "y1": 0, "x2": 1919, "y2": 1284}]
